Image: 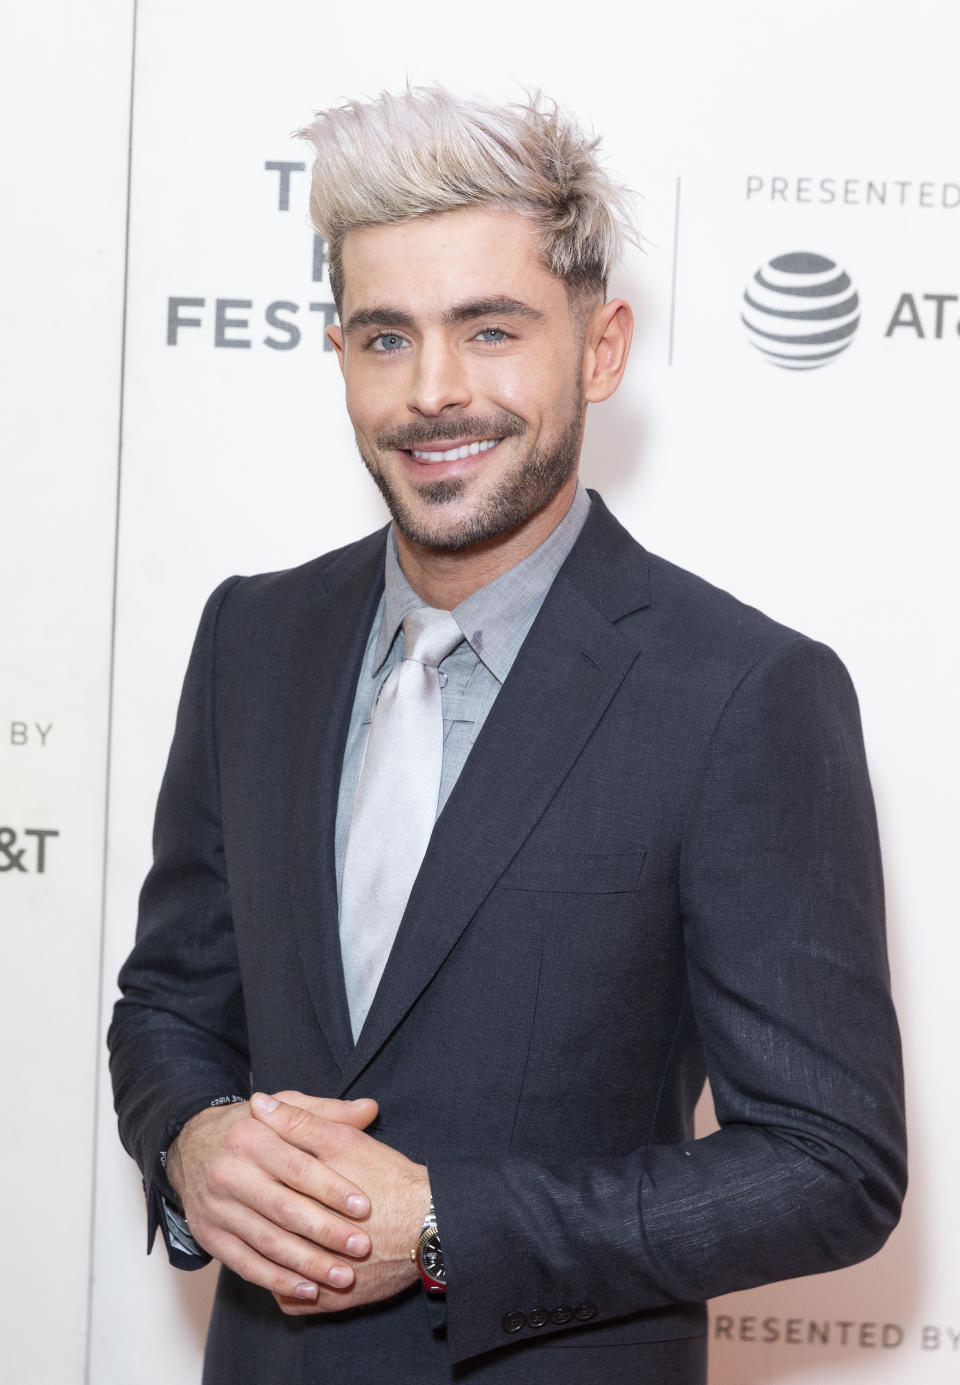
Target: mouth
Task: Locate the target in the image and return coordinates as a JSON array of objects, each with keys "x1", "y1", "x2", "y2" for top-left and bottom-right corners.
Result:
[{"x1": 406, "y1": 437, "x2": 503, "y2": 464}]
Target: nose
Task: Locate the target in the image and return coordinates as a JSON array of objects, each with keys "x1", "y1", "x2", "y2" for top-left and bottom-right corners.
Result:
[{"x1": 406, "y1": 335, "x2": 471, "y2": 416}]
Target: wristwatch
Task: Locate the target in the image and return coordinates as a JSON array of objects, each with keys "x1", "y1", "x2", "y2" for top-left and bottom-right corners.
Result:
[{"x1": 411, "y1": 1200, "x2": 445, "y2": 1294}]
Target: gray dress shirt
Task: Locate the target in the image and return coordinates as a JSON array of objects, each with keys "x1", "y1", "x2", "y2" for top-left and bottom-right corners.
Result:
[{"x1": 334, "y1": 483, "x2": 591, "y2": 900}]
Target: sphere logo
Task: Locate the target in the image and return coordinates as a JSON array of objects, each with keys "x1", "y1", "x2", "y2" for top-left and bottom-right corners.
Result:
[{"x1": 742, "y1": 252, "x2": 860, "y2": 370}]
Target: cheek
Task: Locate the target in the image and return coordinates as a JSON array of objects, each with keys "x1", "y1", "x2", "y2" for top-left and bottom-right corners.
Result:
[
  {"x1": 476, "y1": 363, "x2": 548, "y2": 420},
  {"x1": 480, "y1": 344, "x2": 575, "y2": 421},
  {"x1": 344, "y1": 378, "x2": 388, "y2": 441}
]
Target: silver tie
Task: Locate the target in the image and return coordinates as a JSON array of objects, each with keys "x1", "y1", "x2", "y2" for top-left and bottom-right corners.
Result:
[{"x1": 339, "y1": 606, "x2": 462, "y2": 1039}]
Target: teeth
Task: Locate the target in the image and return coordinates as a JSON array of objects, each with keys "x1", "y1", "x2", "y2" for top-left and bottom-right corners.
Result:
[{"x1": 411, "y1": 438, "x2": 501, "y2": 462}]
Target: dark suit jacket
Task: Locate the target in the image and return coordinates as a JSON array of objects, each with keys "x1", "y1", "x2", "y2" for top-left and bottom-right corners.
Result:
[{"x1": 109, "y1": 493, "x2": 906, "y2": 1384}]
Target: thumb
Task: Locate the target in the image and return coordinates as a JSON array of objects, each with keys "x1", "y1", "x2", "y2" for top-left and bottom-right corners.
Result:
[{"x1": 272, "y1": 1090, "x2": 379, "y2": 1129}]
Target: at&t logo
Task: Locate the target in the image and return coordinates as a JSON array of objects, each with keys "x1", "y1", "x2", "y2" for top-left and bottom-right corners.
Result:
[
  {"x1": 742, "y1": 251, "x2": 860, "y2": 370},
  {"x1": 0, "y1": 827, "x2": 59, "y2": 874}
]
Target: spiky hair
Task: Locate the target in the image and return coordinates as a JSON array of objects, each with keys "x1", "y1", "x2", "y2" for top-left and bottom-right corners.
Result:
[{"x1": 297, "y1": 86, "x2": 638, "y2": 310}]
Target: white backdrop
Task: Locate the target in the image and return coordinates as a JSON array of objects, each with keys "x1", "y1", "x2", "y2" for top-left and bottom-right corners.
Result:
[{"x1": 3, "y1": 2, "x2": 958, "y2": 1381}]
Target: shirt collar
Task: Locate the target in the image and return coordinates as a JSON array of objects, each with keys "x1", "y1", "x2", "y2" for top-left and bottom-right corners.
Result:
[{"x1": 374, "y1": 482, "x2": 591, "y2": 682}]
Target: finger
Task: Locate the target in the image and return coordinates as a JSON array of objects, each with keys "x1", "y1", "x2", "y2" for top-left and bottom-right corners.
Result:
[
  {"x1": 273, "y1": 1285, "x2": 351, "y2": 1317},
  {"x1": 256, "y1": 1179, "x2": 371, "y2": 1258},
  {"x1": 251, "y1": 1093, "x2": 364, "y2": 1165},
  {"x1": 273, "y1": 1090, "x2": 380, "y2": 1130},
  {"x1": 200, "y1": 1221, "x2": 355, "y2": 1301},
  {"x1": 247, "y1": 1096, "x2": 372, "y2": 1217},
  {"x1": 201, "y1": 1124, "x2": 372, "y2": 1249},
  {"x1": 232, "y1": 1204, "x2": 365, "y2": 1286},
  {"x1": 251, "y1": 1092, "x2": 363, "y2": 1151}
]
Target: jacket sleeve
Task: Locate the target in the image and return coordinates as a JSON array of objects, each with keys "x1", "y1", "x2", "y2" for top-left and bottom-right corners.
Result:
[
  {"x1": 108, "y1": 576, "x2": 252, "y2": 1265},
  {"x1": 429, "y1": 636, "x2": 906, "y2": 1364}
]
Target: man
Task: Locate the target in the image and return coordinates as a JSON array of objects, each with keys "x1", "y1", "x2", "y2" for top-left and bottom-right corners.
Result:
[{"x1": 109, "y1": 88, "x2": 906, "y2": 1385}]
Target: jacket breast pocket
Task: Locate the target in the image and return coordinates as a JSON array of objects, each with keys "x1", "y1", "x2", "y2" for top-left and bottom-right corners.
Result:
[{"x1": 499, "y1": 848, "x2": 646, "y2": 894}]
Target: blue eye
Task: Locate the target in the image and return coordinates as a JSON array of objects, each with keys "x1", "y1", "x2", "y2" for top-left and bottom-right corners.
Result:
[
  {"x1": 477, "y1": 327, "x2": 507, "y2": 343},
  {"x1": 372, "y1": 333, "x2": 407, "y2": 352}
]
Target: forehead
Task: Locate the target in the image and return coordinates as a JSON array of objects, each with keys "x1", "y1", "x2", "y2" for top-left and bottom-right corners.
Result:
[{"x1": 339, "y1": 207, "x2": 567, "y2": 319}]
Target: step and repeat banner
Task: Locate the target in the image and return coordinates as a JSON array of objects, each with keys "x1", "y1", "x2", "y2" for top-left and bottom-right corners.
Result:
[{"x1": 4, "y1": 2, "x2": 958, "y2": 1381}]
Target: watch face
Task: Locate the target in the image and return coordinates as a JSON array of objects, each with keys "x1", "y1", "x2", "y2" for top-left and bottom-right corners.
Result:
[{"x1": 419, "y1": 1231, "x2": 446, "y2": 1285}]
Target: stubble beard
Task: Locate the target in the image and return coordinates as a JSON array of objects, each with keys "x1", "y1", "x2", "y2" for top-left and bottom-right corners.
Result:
[{"x1": 358, "y1": 396, "x2": 584, "y2": 552}]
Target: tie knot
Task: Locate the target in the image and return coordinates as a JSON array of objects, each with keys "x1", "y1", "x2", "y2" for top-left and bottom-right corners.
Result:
[{"x1": 402, "y1": 607, "x2": 462, "y2": 668}]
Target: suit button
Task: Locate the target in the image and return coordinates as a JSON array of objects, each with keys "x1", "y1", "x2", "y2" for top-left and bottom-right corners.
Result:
[
  {"x1": 527, "y1": 1308, "x2": 549, "y2": 1328},
  {"x1": 502, "y1": 1311, "x2": 526, "y2": 1334},
  {"x1": 551, "y1": 1306, "x2": 574, "y2": 1324},
  {"x1": 574, "y1": 1303, "x2": 597, "y2": 1321}
]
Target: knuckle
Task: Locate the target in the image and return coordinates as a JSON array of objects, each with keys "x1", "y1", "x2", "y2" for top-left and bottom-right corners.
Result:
[
  {"x1": 257, "y1": 1226, "x2": 284, "y2": 1262},
  {"x1": 224, "y1": 1119, "x2": 253, "y2": 1156},
  {"x1": 271, "y1": 1268, "x2": 295, "y2": 1296},
  {"x1": 284, "y1": 1104, "x2": 311, "y2": 1134},
  {"x1": 304, "y1": 1251, "x2": 334, "y2": 1283},
  {"x1": 206, "y1": 1158, "x2": 233, "y2": 1196},
  {"x1": 313, "y1": 1217, "x2": 336, "y2": 1248},
  {"x1": 284, "y1": 1151, "x2": 312, "y2": 1185},
  {"x1": 271, "y1": 1193, "x2": 302, "y2": 1231}
]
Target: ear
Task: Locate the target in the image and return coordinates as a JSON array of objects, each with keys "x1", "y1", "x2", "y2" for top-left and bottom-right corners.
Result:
[
  {"x1": 327, "y1": 323, "x2": 345, "y2": 374},
  {"x1": 582, "y1": 298, "x2": 633, "y2": 403}
]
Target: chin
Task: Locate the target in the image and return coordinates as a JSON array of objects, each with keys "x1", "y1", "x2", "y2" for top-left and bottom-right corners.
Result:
[
  {"x1": 363, "y1": 429, "x2": 581, "y2": 553},
  {"x1": 379, "y1": 482, "x2": 499, "y2": 551}
]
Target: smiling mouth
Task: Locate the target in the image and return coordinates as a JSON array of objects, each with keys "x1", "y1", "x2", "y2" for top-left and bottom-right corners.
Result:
[{"x1": 407, "y1": 438, "x2": 502, "y2": 463}]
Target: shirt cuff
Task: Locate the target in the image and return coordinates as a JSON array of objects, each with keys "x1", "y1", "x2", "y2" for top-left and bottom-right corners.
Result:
[{"x1": 161, "y1": 1196, "x2": 204, "y2": 1257}]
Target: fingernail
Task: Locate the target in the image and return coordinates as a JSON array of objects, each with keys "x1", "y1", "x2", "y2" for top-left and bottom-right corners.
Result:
[
  {"x1": 294, "y1": 1282, "x2": 318, "y2": 1300},
  {"x1": 346, "y1": 1233, "x2": 368, "y2": 1256},
  {"x1": 328, "y1": 1264, "x2": 353, "y2": 1287},
  {"x1": 346, "y1": 1194, "x2": 369, "y2": 1217},
  {"x1": 252, "y1": 1092, "x2": 279, "y2": 1114}
]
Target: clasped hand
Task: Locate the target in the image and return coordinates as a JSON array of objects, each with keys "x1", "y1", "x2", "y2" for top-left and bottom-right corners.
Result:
[{"x1": 166, "y1": 1090, "x2": 430, "y2": 1315}]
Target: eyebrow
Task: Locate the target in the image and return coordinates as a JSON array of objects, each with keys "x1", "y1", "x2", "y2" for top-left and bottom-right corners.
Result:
[
  {"x1": 343, "y1": 296, "x2": 545, "y2": 335},
  {"x1": 443, "y1": 296, "x2": 545, "y2": 326}
]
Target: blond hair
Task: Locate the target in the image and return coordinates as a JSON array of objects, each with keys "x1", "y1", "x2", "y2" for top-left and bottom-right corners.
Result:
[{"x1": 297, "y1": 87, "x2": 638, "y2": 310}]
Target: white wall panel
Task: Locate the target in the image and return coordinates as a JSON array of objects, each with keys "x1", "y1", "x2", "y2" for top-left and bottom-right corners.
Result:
[{"x1": 0, "y1": 2, "x2": 134, "y2": 1382}]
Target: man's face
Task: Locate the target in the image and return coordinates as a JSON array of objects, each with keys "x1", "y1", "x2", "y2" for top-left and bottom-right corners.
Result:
[{"x1": 330, "y1": 207, "x2": 590, "y2": 551}]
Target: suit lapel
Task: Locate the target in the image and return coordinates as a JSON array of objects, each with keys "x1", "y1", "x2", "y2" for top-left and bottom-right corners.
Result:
[
  {"x1": 282, "y1": 530, "x2": 388, "y2": 1073},
  {"x1": 337, "y1": 495, "x2": 651, "y2": 1090}
]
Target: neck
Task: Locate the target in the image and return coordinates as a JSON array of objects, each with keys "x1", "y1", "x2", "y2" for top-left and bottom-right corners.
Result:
[{"x1": 394, "y1": 475, "x2": 579, "y2": 610}]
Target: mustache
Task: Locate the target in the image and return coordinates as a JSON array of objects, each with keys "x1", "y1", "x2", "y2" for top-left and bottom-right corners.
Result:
[{"x1": 376, "y1": 412, "x2": 525, "y2": 451}]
